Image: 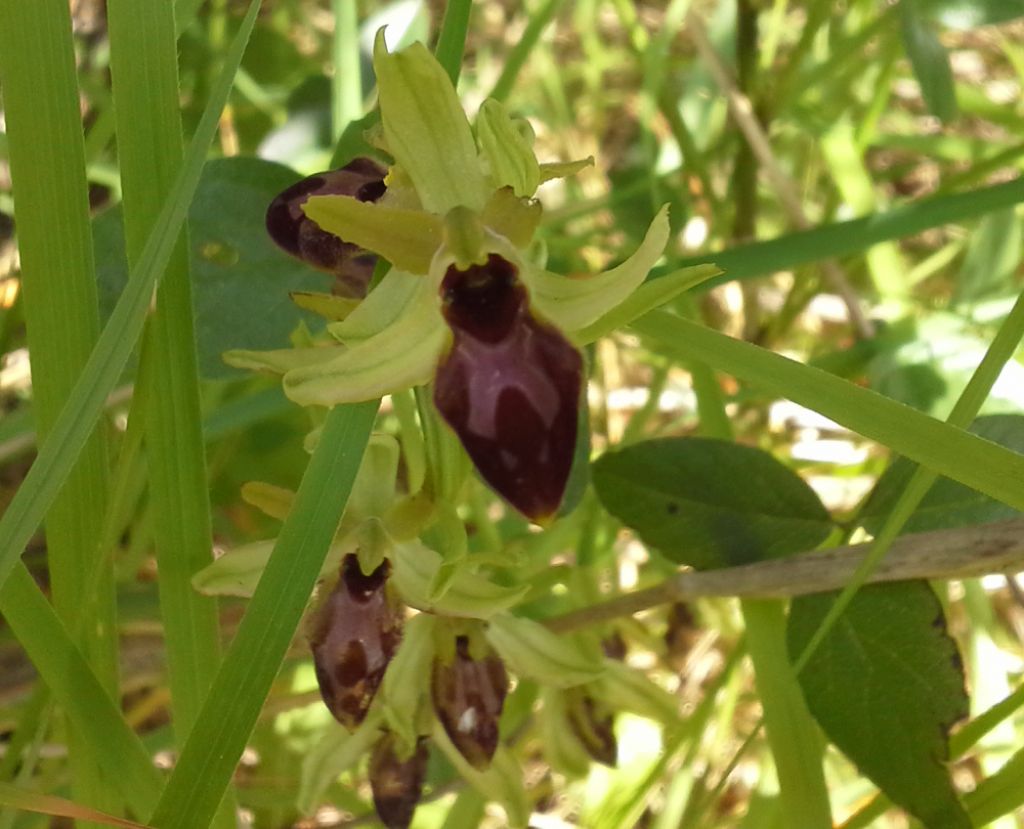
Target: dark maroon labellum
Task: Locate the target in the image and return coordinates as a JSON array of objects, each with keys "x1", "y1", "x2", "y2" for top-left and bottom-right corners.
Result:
[
  {"x1": 565, "y1": 688, "x2": 617, "y2": 767},
  {"x1": 433, "y1": 254, "x2": 583, "y2": 522},
  {"x1": 431, "y1": 635, "x2": 508, "y2": 770},
  {"x1": 265, "y1": 157, "x2": 386, "y2": 297},
  {"x1": 369, "y1": 733, "x2": 428, "y2": 829},
  {"x1": 309, "y1": 554, "x2": 402, "y2": 730}
]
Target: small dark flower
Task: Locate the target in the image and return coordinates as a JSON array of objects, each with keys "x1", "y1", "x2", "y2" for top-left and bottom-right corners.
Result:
[
  {"x1": 265, "y1": 157, "x2": 387, "y2": 297},
  {"x1": 565, "y1": 688, "x2": 617, "y2": 767},
  {"x1": 434, "y1": 254, "x2": 583, "y2": 521},
  {"x1": 431, "y1": 635, "x2": 508, "y2": 769},
  {"x1": 309, "y1": 554, "x2": 402, "y2": 730},
  {"x1": 369, "y1": 733, "x2": 429, "y2": 829}
]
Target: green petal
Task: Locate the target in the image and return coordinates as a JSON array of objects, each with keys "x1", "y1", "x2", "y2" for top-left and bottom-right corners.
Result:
[
  {"x1": 538, "y1": 157, "x2": 594, "y2": 183},
  {"x1": 303, "y1": 194, "x2": 442, "y2": 274},
  {"x1": 526, "y1": 204, "x2": 670, "y2": 331},
  {"x1": 283, "y1": 279, "x2": 447, "y2": 406},
  {"x1": 476, "y1": 99, "x2": 540, "y2": 198},
  {"x1": 373, "y1": 31, "x2": 486, "y2": 214},
  {"x1": 222, "y1": 345, "x2": 342, "y2": 375},
  {"x1": 571, "y1": 262, "x2": 721, "y2": 344}
]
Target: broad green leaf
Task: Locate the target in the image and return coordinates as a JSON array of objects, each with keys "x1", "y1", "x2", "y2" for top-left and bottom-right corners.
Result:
[
  {"x1": 900, "y1": 1, "x2": 958, "y2": 122},
  {"x1": 592, "y1": 437, "x2": 834, "y2": 569},
  {"x1": 302, "y1": 195, "x2": 443, "y2": 274},
  {"x1": 529, "y1": 206, "x2": 670, "y2": 331},
  {"x1": 373, "y1": 33, "x2": 486, "y2": 214},
  {"x1": 788, "y1": 582, "x2": 970, "y2": 829},
  {"x1": 391, "y1": 541, "x2": 528, "y2": 617},
  {"x1": 918, "y1": 0, "x2": 1024, "y2": 28},
  {"x1": 95, "y1": 157, "x2": 334, "y2": 379},
  {"x1": 860, "y1": 414, "x2": 1024, "y2": 535},
  {"x1": 485, "y1": 614, "x2": 605, "y2": 687},
  {"x1": 476, "y1": 99, "x2": 540, "y2": 197}
]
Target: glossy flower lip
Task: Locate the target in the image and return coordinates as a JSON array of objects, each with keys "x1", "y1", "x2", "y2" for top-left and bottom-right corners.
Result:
[
  {"x1": 224, "y1": 34, "x2": 721, "y2": 518},
  {"x1": 434, "y1": 254, "x2": 583, "y2": 521}
]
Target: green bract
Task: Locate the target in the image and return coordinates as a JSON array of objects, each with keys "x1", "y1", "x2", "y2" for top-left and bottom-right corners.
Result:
[{"x1": 224, "y1": 32, "x2": 718, "y2": 407}]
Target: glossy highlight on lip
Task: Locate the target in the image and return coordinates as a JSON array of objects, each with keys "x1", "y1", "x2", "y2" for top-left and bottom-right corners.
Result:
[
  {"x1": 433, "y1": 254, "x2": 583, "y2": 521},
  {"x1": 308, "y1": 554, "x2": 402, "y2": 730}
]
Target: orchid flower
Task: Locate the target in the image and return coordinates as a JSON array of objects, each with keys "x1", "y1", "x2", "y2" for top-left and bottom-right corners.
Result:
[{"x1": 226, "y1": 32, "x2": 717, "y2": 521}]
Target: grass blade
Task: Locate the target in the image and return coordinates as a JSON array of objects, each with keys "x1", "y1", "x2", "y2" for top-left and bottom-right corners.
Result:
[
  {"x1": 0, "y1": 0, "x2": 119, "y2": 819},
  {"x1": 631, "y1": 311, "x2": 1024, "y2": 511},
  {"x1": 107, "y1": 0, "x2": 225, "y2": 751},
  {"x1": 0, "y1": 0, "x2": 263, "y2": 595},
  {"x1": 148, "y1": 400, "x2": 379, "y2": 829}
]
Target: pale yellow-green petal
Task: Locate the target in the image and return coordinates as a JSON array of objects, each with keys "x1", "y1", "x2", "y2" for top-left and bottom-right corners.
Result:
[
  {"x1": 289, "y1": 291, "x2": 361, "y2": 322},
  {"x1": 538, "y1": 157, "x2": 594, "y2": 183},
  {"x1": 476, "y1": 98, "x2": 540, "y2": 198},
  {"x1": 526, "y1": 204, "x2": 670, "y2": 331},
  {"x1": 283, "y1": 290, "x2": 447, "y2": 406},
  {"x1": 303, "y1": 194, "x2": 442, "y2": 274},
  {"x1": 373, "y1": 31, "x2": 486, "y2": 214},
  {"x1": 571, "y1": 262, "x2": 721, "y2": 344}
]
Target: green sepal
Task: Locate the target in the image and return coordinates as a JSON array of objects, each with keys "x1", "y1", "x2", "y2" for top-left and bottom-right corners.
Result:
[
  {"x1": 297, "y1": 710, "x2": 384, "y2": 816},
  {"x1": 191, "y1": 537, "x2": 352, "y2": 597},
  {"x1": 289, "y1": 291, "x2": 361, "y2": 322},
  {"x1": 432, "y1": 724, "x2": 530, "y2": 829},
  {"x1": 240, "y1": 481, "x2": 295, "y2": 520},
  {"x1": 572, "y1": 263, "x2": 721, "y2": 344},
  {"x1": 303, "y1": 194, "x2": 442, "y2": 274},
  {"x1": 527, "y1": 205, "x2": 670, "y2": 331},
  {"x1": 373, "y1": 31, "x2": 486, "y2": 215},
  {"x1": 484, "y1": 615, "x2": 605, "y2": 687},
  {"x1": 481, "y1": 187, "x2": 542, "y2": 249},
  {"x1": 380, "y1": 613, "x2": 437, "y2": 753},
  {"x1": 391, "y1": 541, "x2": 528, "y2": 618},
  {"x1": 327, "y1": 269, "x2": 423, "y2": 345},
  {"x1": 476, "y1": 99, "x2": 541, "y2": 198},
  {"x1": 283, "y1": 278, "x2": 448, "y2": 407},
  {"x1": 540, "y1": 687, "x2": 594, "y2": 778},
  {"x1": 593, "y1": 660, "x2": 680, "y2": 725},
  {"x1": 222, "y1": 345, "x2": 340, "y2": 375}
]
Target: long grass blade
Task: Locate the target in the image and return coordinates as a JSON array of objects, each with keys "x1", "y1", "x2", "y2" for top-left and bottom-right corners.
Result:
[
  {"x1": 0, "y1": 0, "x2": 263, "y2": 596},
  {"x1": 631, "y1": 311, "x2": 1024, "y2": 511}
]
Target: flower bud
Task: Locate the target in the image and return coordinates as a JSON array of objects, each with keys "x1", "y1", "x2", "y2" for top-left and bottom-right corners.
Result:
[
  {"x1": 265, "y1": 157, "x2": 387, "y2": 296},
  {"x1": 433, "y1": 254, "x2": 583, "y2": 521},
  {"x1": 565, "y1": 687, "x2": 617, "y2": 767},
  {"x1": 369, "y1": 732, "x2": 428, "y2": 829},
  {"x1": 431, "y1": 635, "x2": 508, "y2": 770},
  {"x1": 309, "y1": 554, "x2": 402, "y2": 730}
]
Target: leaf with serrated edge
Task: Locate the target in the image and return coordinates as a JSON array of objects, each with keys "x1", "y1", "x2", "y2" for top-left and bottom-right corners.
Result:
[{"x1": 485, "y1": 614, "x2": 605, "y2": 687}]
